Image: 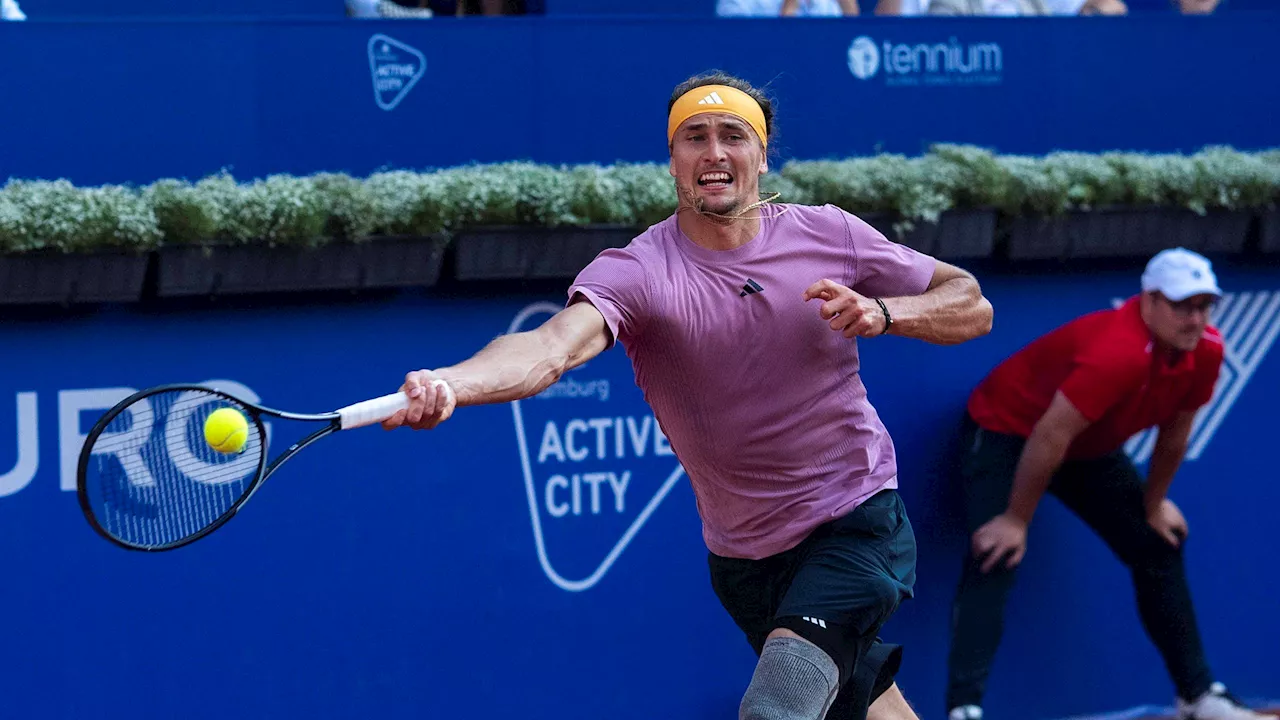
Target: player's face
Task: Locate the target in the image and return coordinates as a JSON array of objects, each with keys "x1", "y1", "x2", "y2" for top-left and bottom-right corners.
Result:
[
  {"x1": 1143, "y1": 291, "x2": 1216, "y2": 352},
  {"x1": 669, "y1": 114, "x2": 767, "y2": 217}
]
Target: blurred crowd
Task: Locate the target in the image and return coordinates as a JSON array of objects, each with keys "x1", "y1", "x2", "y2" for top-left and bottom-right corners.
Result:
[
  {"x1": 717, "y1": 0, "x2": 1222, "y2": 15},
  {"x1": 343, "y1": 0, "x2": 1225, "y2": 19},
  {"x1": 0, "y1": 0, "x2": 1229, "y2": 22},
  {"x1": 346, "y1": 0, "x2": 527, "y2": 17}
]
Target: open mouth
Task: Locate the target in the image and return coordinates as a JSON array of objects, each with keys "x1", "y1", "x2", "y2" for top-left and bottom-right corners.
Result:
[{"x1": 697, "y1": 171, "x2": 733, "y2": 188}]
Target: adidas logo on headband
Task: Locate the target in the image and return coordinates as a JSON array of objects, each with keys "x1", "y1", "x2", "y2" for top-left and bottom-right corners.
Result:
[{"x1": 697, "y1": 91, "x2": 726, "y2": 105}]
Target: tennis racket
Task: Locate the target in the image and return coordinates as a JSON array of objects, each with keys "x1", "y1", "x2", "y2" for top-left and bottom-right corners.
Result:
[{"x1": 75, "y1": 382, "x2": 438, "y2": 552}]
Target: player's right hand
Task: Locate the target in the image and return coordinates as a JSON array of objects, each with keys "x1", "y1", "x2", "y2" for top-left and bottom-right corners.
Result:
[
  {"x1": 972, "y1": 513, "x2": 1028, "y2": 573},
  {"x1": 382, "y1": 370, "x2": 457, "y2": 431},
  {"x1": 802, "y1": 278, "x2": 887, "y2": 338}
]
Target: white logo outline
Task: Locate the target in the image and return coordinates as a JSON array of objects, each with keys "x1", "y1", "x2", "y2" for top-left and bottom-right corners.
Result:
[
  {"x1": 847, "y1": 36, "x2": 881, "y2": 80},
  {"x1": 508, "y1": 302, "x2": 686, "y2": 593},
  {"x1": 367, "y1": 34, "x2": 426, "y2": 112}
]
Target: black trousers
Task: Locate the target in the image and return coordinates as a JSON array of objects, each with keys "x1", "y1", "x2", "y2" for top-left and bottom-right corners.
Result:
[{"x1": 945, "y1": 414, "x2": 1214, "y2": 711}]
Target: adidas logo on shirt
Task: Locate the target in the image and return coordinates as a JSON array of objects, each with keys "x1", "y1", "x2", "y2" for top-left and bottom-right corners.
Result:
[
  {"x1": 697, "y1": 91, "x2": 725, "y2": 106},
  {"x1": 739, "y1": 279, "x2": 764, "y2": 297}
]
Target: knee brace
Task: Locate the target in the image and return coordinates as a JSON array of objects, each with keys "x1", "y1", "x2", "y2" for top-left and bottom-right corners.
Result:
[{"x1": 740, "y1": 636, "x2": 840, "y2": 720}]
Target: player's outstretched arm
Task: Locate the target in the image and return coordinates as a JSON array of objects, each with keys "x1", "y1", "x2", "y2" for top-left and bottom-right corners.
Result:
[{"x1": 382, "y1": 301, "x2": 611, "y2": 431}]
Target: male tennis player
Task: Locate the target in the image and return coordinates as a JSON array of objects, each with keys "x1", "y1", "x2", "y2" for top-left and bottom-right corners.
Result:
[
  {"x1": 944, "y1": 248, "x2": 1271, "y2": 720},
  {"x1": 384, "y1": 71, "x2": 993, "y2": 720}
]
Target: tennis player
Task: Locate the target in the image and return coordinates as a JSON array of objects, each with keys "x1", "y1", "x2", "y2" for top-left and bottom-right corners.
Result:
[{"x1": 383, "y1": 71, "x2": 993, "y2": 720}]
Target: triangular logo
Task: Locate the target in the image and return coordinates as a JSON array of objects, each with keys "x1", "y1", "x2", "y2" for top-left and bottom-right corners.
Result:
[
  {"x1": 740, "y1": 279, "x2": 764, "y2": 297},
  {"x1": 697, "y1": 91, "x2": 725, "y2": 105},
  {"x1": 1121, "y1": 291, "x2": 1280, "y2": 463},
  {"x1": 507, "y1": 302, "x2": 686, "y2": 592},
  {"x1": 367, "y1": 34, "x2": 426, "y2": 112}
]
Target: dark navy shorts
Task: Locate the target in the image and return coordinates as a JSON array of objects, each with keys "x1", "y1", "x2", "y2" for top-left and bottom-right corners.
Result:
[{"x1": 708, "y1": 488, "x2": 917, "y2": 719}]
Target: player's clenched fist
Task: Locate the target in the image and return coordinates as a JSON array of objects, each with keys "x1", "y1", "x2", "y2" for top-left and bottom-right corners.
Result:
[
  {"x1": 803, "y1": 279, "x2": 888, "y2": 339},
  {"x1": 382, "y1": 370, "x2": 457, "y2": 431}
]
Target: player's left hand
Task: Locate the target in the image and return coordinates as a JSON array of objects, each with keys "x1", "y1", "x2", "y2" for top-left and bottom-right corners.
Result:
[
  {"x1": 803, "y1": 279, "x2": 887, "y2": 338},
  {"x1": 1147, "y1": 498, "x2": 1189, "y2": 547}
]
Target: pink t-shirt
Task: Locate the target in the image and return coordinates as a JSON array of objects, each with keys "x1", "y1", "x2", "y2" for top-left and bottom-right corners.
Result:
[{"x1": 567, "y1": 204, "x2": 936, "y2": 560}]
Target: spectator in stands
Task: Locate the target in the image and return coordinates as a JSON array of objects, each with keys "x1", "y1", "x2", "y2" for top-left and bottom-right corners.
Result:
[
  {"x1": 346, "y1": 0, "x2": 434, "y2": 17},
  {"x1": 1175, "y1": 0, "x2": 1219, "y2": 13},
  {"x1": 1125, "y1": 0, "x2": 1221, "y2": 11},
  {"x1": 928, "y1": 0, "x2": 1126, "y2": 13},
  {"x1": 1062, "y1": 0, "x2": 1128, "y2": 12},
  {"x1": 1083, "y1": 0, "x2": 1129, "y2": 13},
  {"x1": 875, "y1": 0, "x2": 932, "y2": 14},
  {"x1": 1, "y1": 0, "x2": 25, "y2": 20},
  {"x1": 718, "y1": 0, "x2": 853, "y2": 15},
  {"x1": 348, "y1": 0, "x2": 524, "y2": 17},
  {"x1": 428, "y1": 0, "x2": 526, "y2": 13},
  {"x1": 718, "y1": 0, "x2": 916, "y2": 15}
]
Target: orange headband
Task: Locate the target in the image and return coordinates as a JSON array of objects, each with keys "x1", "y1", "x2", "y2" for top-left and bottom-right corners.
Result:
[{"x1": 667, "y1": 85, "x2": 768, "y2": 149}]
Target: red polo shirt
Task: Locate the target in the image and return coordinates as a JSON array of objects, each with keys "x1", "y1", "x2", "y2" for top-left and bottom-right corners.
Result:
[{"x1": 967, "y1": 297, "x2": 1223, "y2": 459}]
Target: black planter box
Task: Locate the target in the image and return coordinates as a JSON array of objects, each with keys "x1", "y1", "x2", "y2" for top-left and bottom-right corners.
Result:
[
  {"x1": 861, "y1": 213, "x2": 934, "y2": 255},
  {"x1": 157, "y1": 235, "x2": 447, "y2": 297},
  {"x1": 862, "y1": 209, "x2": 996, "y2": 259},
  {"x1": 1260, "y1": 211, "x2": 1280, "y2": 254},
  {"x1": 0, "y1": 249, "x2": 150, "y2": 305},
  {"x1": 452, "y1": 225, "x2": 638, "y2": 281},
  {"x1": 1008, "y1": 207, "x2": 1251, "y2": 260},
  {"x1": 935, "y1": 209, "x2": 998, "y2": 259}
]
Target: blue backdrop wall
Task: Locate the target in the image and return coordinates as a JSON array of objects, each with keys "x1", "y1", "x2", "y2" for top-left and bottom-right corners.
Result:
[
  {"x1": 1, "y1": 15, "x2": 1278, "y2": 187},
  {"x1": 1, "y1": 263, "x2": 1278, "y2": 719}
]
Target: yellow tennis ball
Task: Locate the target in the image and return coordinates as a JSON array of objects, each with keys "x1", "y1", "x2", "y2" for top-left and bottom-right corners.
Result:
[{"x1": 204, "y1": 407, "x2": 249, "y2": 454}]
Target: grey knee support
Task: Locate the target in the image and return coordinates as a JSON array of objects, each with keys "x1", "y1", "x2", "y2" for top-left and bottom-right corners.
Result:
[{"x1": 740, "y1": 636, "x2": 840, "y2": 720}]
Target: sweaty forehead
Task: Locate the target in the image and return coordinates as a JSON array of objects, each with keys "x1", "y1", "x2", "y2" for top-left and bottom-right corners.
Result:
[{"x1": 674, "y1": 113, "x2": 753, "y2": 135}]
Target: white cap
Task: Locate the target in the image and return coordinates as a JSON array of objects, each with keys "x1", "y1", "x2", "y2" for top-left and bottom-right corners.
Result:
[{"x1": 1141, "y1": 248, "x2": 1222, "y2": 301}]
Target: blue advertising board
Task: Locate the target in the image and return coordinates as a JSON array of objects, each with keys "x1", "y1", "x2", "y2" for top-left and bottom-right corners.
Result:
[
  {"x1": 1, "y1": 15, "x2": 1278, "y2": 187},
  {"x1": 1, "y1": 261, "x2": 1277, "y2": 719}
]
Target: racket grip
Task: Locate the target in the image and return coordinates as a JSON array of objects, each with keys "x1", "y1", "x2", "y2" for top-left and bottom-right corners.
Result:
[{"x1": 337, "y1": 392, "x2": 410, "y2": 430}]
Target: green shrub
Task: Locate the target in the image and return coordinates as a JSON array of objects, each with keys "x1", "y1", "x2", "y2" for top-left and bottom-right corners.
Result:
[
  {"x1": 0, "y1": 179, "x2": 161, "y2": 253},
  {"x1": 3, "y1": 146, "x2": 1279, "y2": 254}
]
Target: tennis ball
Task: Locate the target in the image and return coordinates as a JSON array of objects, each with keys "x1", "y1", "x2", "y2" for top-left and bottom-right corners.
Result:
[{"x1": 204, "y1": 407, "x2": 249, "y2": 455}]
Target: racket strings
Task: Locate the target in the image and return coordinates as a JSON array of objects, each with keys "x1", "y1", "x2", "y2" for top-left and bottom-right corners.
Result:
[{"x1": 84, "y1": 390, "x2": 264, "y2": 549}]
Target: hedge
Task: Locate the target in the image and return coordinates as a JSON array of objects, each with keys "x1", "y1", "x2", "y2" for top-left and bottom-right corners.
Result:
[{"x1": 2, "y1": 145, "x2": 1279, "y2": 254}]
